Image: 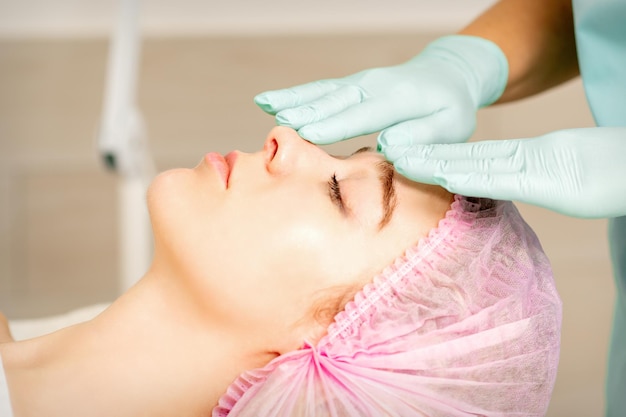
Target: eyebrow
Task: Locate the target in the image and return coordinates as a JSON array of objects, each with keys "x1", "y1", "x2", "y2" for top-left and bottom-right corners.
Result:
[
  {"x1": 376, "y1": 160, "x2": 397, "y2": 229},
  {"x1": 350, "y1": 146, "x2": 372, "y2": 156},
  {"x1": 349, "y1": 146, "x2": 398, "y2": 229}
]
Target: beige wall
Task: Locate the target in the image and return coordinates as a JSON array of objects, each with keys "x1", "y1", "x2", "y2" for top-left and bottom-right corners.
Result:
[
  {"x1": 0, "y1": 34, "x2": 611, "y2": 416},
  {"x1": 0, "y1": 0, "x2": 497, "y2": 36}
]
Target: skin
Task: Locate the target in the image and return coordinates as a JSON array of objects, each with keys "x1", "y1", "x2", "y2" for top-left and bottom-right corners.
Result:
[
  {"x1": 0, "y1": 126, "x2": 452, "y2": 417},
  {"x1": 0, "y1": 313, "x2": 12, "y2": 344},
  {"x1": 460, "y1": 0, "x2": 579, "y2": 103}
]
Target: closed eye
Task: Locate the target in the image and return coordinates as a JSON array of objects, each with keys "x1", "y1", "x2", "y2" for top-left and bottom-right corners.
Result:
[{"x1": 328, "y1": 173, "x2": 346, "y2": 213}]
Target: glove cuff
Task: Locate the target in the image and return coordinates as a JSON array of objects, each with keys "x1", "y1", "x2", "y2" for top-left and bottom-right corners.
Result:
[{"x1": 419, "y1": 35, "x2": 509, "y2": 108}]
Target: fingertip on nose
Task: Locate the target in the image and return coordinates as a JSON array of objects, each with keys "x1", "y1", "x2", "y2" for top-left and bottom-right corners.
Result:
[
  {"x1": 298, "y1": 126, "x2": 324, "y2": 144},
  {"x1": 275, "y1": 109, "x2": 302, "y2": 128},
  {"x1": 267, "y1": 125, "x2": 299, "y2": 138},
  {"x1": 265, "y1": 126, "x2": 305, "y2": 154}
]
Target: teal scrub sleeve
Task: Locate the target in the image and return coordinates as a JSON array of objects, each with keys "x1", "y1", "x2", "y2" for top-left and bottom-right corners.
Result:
[
  {"x1": 573, "y1": 0, "x2": 626, "y2": 412},
  {"x1": 608, "y1": 216, "x2": 626, "y2": 417}
]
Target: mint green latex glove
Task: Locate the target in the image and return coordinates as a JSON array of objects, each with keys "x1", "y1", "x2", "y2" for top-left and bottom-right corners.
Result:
[
  {"x1": 254, "y1": 35, "x2": 508, "y2": 145},
  {"x1": 382, "y1": 127, "x2": 626, "y2": 218}
]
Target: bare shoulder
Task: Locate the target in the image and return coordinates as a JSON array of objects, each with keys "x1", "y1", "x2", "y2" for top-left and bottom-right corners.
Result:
[{"x1": 0, "y1": 312, "x2": 14, "y2": 344}]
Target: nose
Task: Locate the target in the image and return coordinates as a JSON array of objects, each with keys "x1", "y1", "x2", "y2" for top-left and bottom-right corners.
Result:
[{"x1": 263, "y1": 126, "x2": 324, "y2": 175}]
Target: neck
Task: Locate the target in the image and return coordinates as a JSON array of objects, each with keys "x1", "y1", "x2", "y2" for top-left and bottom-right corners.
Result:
[{"x1": 1, "y1": 267, "x2": 273, "y2": 417}]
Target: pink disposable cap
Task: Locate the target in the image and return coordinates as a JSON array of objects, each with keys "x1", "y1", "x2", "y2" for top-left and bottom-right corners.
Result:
[{"x1": 214, "y1": 196, "x2": 562, "y2": 417}]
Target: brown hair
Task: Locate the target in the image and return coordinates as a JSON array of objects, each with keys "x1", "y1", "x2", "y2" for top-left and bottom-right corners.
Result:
[{"x1": 308, "y1": 283, "x2": 363, "y2": 328}]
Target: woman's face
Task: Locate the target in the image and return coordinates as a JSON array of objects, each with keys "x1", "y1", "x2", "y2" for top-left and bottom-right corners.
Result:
[{"x1": 147, "y1": 127, "x2": 452, "y2": 351}]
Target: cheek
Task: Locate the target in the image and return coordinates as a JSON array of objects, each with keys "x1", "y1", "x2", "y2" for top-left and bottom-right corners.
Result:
[
  {"x1": 234, "y1": 194, "x2": 341, "y2": 277},
  {"x1": 265, "y1": 221, "x2": 338, "y2": 278},
  {"x1": 209, "y1": 201, "x2": 364, "y2": 321},
  {"x1": 235, "y1": 223, "x2": 364, "y2": 334}
]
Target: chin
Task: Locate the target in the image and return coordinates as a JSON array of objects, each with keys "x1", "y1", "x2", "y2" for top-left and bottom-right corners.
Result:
[
  {"x1": 148, "y1": 168, "x2": 187, "y2": 209},
  {"x1": 147, "y1": 167, "x2": 224, "y2": 264},
  {"x1": 147, "y1": 168, "x2": 198, "y2": 241}
]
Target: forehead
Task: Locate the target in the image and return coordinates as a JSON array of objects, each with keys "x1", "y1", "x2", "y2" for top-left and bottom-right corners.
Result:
[
  {"x1": 332, "y1": 148, "x2": 389, "y2": 175},
  {"x1": 332, "y1": 146, "x2": 381, "y2": 161},
  {"x1": 340, "y1": 147, "x2": 452, "y2": 211},
  {"x1": 332, "y1": 145, "x2": 451, "y2": 206}
]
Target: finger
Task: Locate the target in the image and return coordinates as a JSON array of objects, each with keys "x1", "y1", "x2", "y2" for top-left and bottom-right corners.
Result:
[
  {"x1": 377, "y1": 111, "x2": 475, "y2": 148},
  {"x1": 388, "y1": 140, "x2": 527, "y2": 181},
  {"x1": 383, "y1": 139, "x2": 524, "y2": 163},
  {"x1": 297, "y1": 96, "x2": 422, "y2": 145},
  {"x1": 421, "y1": 139, "x2": 524, "y2": 161},
  {"x1": 275, "y1": 85, "x2": 363, "y2": 130},
  {"x1": 298, "y1": 96, "x2": 464, "y2": 145},
  {"x1": 254, "y1": 80, "x2": 341, "y2": 115},
  {"x1": 432, "y1": 172, "x2": 528, "y2": 201}
]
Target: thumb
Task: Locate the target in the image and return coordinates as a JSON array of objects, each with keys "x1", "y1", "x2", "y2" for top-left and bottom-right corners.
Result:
[
  {"x1": 392, "y1": 155, "x2": 530, "y2": 202},
  {"x1": 430, "y1": 172, "x2": 527, "y2": 202},
  {"x1": 386, "y1": 139, "x2": 526, "y2": 185}
]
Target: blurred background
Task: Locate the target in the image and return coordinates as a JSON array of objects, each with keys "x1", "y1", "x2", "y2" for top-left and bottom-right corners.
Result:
[{"x1": 0, "y1": 1, "x2": 612, "y2": 415}]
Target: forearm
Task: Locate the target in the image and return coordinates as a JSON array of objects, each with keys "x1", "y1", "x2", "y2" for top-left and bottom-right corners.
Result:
[{"x1": 459, "y1": 0, "x2": 579, "y2": 103}]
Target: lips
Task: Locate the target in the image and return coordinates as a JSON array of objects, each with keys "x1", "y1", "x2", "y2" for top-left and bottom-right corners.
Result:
[
  {"x1": 204, "y1": 151, "x2": 238, "y2": 187},
  {"x1": 204, "y1": 152, "x2": 230, "y2": 187},
  {"x1": 224, "y1": 151, "x2": 238, "y2": 178}
]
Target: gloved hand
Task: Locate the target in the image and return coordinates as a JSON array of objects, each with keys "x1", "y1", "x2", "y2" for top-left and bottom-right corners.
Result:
[
  {"x1": 382, "y1": 127, "x2": 626, "y2": 219},
  {"x1": 254, "y1": 35, "x2": 508, "y2": 145}
]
